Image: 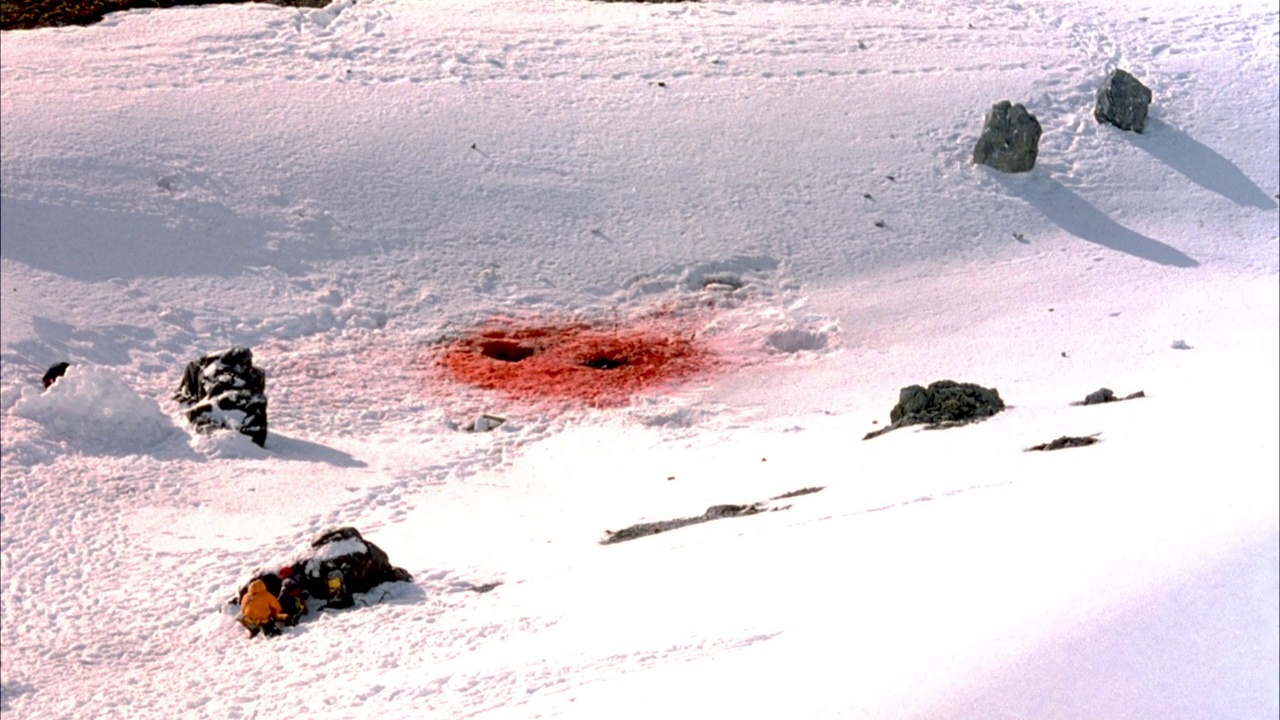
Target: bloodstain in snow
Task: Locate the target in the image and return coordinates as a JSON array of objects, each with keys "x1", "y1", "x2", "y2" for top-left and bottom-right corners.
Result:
[{"x1": 439, "y1": 320, "x2": 717, "y2": 407}]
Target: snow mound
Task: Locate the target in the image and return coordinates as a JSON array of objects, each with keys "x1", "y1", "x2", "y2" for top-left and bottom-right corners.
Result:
[{"x1": 9, "y1": 365, "x2": 180, "y2": 452}]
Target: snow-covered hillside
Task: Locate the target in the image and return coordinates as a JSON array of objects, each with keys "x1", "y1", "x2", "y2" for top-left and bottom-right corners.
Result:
[{"x1": 2, "y1": 0, "x2": 1277, "y2": 717}]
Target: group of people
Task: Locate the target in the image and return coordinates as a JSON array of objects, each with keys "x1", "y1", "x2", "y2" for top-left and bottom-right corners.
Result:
[{"x1": 237, "y1": 566, "x2": 354, "y2": 639}]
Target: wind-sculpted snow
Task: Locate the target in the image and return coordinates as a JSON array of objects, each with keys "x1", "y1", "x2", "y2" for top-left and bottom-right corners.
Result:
[{"x1": 10, "y1": 365, "x2": 183, "y2": 455}]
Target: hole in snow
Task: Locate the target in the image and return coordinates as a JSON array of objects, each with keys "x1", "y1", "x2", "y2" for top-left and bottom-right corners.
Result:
[
  {"x1": 438, "y1": 319, "x2": 717, "y2": 407},
  {"x1": 579, "y1": 353, "x2": 630, "y2": 370},
  {"x1": 766, "y1": 329, "x2": 828, "y2": 353},
  {"x1": 479, "y1": 340, "x2": 536, "y2": 362}
]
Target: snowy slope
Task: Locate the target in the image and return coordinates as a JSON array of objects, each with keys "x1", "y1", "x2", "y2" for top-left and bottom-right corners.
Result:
[{"x1": 1, "y1": 0, "x2": 1277, "y2": 718}]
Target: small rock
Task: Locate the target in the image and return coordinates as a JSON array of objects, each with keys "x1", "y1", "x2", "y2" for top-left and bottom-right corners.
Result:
[
  {"x1": 1170, "y1": 339, "x2": 1192, "y2": 350},
  {"x1": 1027, "y1": 435, "x2": 1100, "y2": 451}
]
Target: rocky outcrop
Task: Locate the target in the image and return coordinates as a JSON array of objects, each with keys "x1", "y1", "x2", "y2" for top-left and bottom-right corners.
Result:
[
  {"x1": 296, "y1": 527, "x2": 414, "y2": 599},
  {"x1": 173, "y1": 346, "x2": 268, "y2": 446},
  {"x1": 865, "y1": 380, "x2": 1005, "y2": 439},
  {"x1": 973, "y1": 101, "x2": 1042, "y2": 173},
  {"x1": 1094, "y1": 69, "x2": 1152, "y2": 133}
]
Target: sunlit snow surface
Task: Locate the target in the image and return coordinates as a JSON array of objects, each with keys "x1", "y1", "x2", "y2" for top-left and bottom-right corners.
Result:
[{"x1": 1, "y1": 0, "x2": 1277, "y2": 718}]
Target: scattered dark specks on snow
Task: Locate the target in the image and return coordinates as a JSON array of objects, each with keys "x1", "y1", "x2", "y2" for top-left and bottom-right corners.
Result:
[{"x1": 1027, "y1": 435, "x2": 1100, "y2": 451}]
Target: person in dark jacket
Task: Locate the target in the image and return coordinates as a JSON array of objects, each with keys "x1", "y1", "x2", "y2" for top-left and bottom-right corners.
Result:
[{"x1": 277, "y1": 567, "x2": 308, "y2": 626}]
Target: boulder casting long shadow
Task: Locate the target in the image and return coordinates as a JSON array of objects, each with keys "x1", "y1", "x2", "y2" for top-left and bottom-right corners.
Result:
[
  {"x1": 1003, "y1": 177, "x2": 1198, "y2": 268},
  {"x1": 1126, "y1": 119, "x2": 1277, "y2": 210}
]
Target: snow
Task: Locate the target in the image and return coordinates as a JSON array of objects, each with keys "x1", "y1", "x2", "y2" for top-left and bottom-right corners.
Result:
[{"x1": 1, "y1": 0, "x2": 1277, "y2": 717}]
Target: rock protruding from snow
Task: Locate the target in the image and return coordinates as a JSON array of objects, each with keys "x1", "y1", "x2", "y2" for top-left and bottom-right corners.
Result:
[
  {"x1": 1027, "y1": 435, "x2": 1100, "y2": 451},
  {"x1": 602, "y1": 487, "x2": 824, "y2": 545},
  {"x1": 42, "y1": 362, "x2": 71, "y2": 388},
  {"x1": 865, "y1": 380, "x2": 1005, "y2": 439},
  {"x1": 1094, "y1": 69, "x2": 1153, "y2": 133},
  {"x1": 298, "y1": 527, "x2": 413, "y2": 599},
  {"x1": 172, "y1": 346, "x2": 268, "y2": 447},
  {"x1": 972, "y1": 101, "x2": 1042, "y2": 173},
  {"x1": 1073, "y1": 387, "x2": 1146, "y2": 406}
]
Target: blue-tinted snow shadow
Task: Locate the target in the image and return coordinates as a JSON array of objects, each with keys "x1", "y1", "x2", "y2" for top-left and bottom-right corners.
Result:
[
  {"x1": 926, "y1": 530, "x2": 1280, "y2": 719},
  {"x1": 0, "y1": 195, "x2": 309, "y2": 281},
  {"x1": 0, "y1": 681, "x2": 36, "y2": 712},
  {"x1": 1003, "y1": 177, "x2": 1199, "y2": 268},
  {"x1": 266, "y1": 433, "x2": 367, "y2": 468},
  {"x1": 1123, "y1": 119, "x2": 1277, "y2": 210},
  {"x1": 13, "y1": 316, "x2": 159, "y2": 368}
]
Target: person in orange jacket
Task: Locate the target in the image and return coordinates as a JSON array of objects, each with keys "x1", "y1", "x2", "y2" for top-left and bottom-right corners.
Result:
[{"x1": 238, "y1": 579, "x2": 288, "y2": 638}]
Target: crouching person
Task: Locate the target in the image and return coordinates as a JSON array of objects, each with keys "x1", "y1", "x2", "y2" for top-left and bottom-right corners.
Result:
[
  {"x1": 277, "y1": 571, "x2": 308, "y2": 627},
  {"x1": 238, "y1": 579, "x2": 288, "y2": 638}
]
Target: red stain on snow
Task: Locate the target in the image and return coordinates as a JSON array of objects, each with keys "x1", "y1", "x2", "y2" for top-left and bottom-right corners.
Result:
[{"x1": 439, "y1": 319, "x2": 717, "y2": 407}]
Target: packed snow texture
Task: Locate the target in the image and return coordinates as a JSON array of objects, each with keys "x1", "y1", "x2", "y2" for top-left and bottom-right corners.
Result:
[{"x1": 1, "y1": 0, "x2": 1277, "y2": 718}]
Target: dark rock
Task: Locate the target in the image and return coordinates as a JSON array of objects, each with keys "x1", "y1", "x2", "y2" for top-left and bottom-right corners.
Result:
[
  {"x1": 1082, "y1": 387, "x2": 1116, "y2": 405},
  {"x1": 295, "y1": 527, "x2": 414, "y2": 600},
  {"x1": 973, "y1": 101, "x2": 1042, "y2": 173},
  {"x1": 601, "y1": 487, "x2": 824, "y2": 545},
  {"x1": 1094, "y1": 69, "x2": 1152, "y2": 133},
  {"x1": 865, "y1": 380, "x2": 1005, "y2": 440},
  {"x1": 1027, "y1": 435, "x2": 1100, "y2": 451},
  {"x1": 890, "y1": 380, "x2": 1005, "y2": 426},
  {"x1": 602, "y1": 503, "x2": 764, "y2": 545},
  {"x1": 1073, "y1": 387, "x2": 1146, "y2": 406},
  {"x1": 771, "y1": 486, "x2": 824, "y2": 500},
  {"x1": 173, "y1": 346, "x2": 268, "y2": 446},
  {"x1": 42, "y1": 362, "x2": 71, "y2": 388}
]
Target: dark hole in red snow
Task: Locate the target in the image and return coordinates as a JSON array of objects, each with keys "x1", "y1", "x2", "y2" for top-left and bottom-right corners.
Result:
[
  {"x1": 579, "y1": 353, "x2": 629, "y2": 370},
  {"x1": 479, "y1": 339, "x2": 536, "y2": 363},
  {"x1": 438, "y1": 319, "x2": 716, "y2": 407}
]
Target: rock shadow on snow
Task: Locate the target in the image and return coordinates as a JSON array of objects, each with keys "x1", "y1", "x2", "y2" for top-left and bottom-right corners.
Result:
[
  {"x1": 1124, "y1": 119, "x2": 1277, "y2": 210},
  {"x1": 1004, "y1": 178, "x2": 1198, "y2": 268},
  {"x1": 264, "y1": 433, "x2": 367, "y2": 468}
]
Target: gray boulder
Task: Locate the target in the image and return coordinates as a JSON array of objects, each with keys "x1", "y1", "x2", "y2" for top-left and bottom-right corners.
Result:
[
  {"x1": 1094, "y1": 69, "x2": 1152, "y2": 133},
  {"x1": 973, "y1": 101, "x2": 1042, "y2": 173}
]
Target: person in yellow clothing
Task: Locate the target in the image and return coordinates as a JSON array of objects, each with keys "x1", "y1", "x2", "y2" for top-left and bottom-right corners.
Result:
[{"x1": 238, "y1": 579, "x2": 288, "y2": 638}]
